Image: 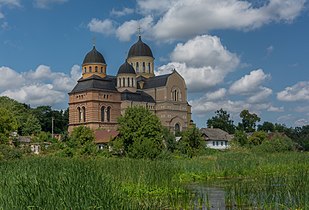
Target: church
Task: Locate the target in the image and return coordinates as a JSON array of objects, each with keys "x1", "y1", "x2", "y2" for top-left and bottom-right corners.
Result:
[{"x1": 68, "y1": 35, "x2": 192, "y2": 135}]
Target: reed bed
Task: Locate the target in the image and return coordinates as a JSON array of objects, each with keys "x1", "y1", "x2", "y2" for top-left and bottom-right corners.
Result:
[{"x1": 0, "y1": 151, "x2": 308, "y2": 209}]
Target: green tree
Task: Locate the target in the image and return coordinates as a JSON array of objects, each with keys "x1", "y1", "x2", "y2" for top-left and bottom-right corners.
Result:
[
  {"x1": 248, "y1": 131, "x2": 267, "y2": 146},
  {"x1": 69, "y1": 126, "x2": 95, "y2": 147},
  {"x1": 207, "y1": 109, "x2": 235, "y2": 134},
  {"x1": 232, "y1": 130, "x2": 248, "y2": 146},
  {"x1": 0, "y1": 108, "x2": 18, "y2": 144},
  {"x1": 21, "y1": 114, "x2": 42, "y2": 136},
  {"x1": 116, "y1": 106, "x2": 164, "y2": 159},
  {"x1": 238, "y1": 110, "x2": 261, "y2": 132},
  {"x1": 257, "y1": 121, "x2": 274, "y2": 132},
  {"x1": 178, "y1": 125, "x2": 204, "y2": 157}
]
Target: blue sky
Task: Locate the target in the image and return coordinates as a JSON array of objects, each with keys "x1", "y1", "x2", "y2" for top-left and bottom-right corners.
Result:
[{"x1": 0, "y1": 0, "x2": 308, "y2": 128}]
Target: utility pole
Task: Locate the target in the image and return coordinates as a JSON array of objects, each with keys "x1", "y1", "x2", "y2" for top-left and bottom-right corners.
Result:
[{"x1": 52, "y1": 117, "x2": 54, "y2": 139}]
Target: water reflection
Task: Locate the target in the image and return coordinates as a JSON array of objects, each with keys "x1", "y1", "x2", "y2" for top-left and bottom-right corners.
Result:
[{"x1": 189, "y1": 185, "x2": 226, "y2": 210}]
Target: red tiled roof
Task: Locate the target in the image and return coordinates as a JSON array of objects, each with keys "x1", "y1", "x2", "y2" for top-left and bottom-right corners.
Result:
[{"x1": 94, "y1": 130, "x2": 119, "y2": 144}]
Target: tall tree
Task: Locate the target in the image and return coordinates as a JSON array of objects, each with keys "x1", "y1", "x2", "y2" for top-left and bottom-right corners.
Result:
[
  {"x1": 116, "y1": 106, "x2": 164, "y2": 159},
  {"x1": 0, "y1": 108, "x2": 18, "y2": 144},
  {"x1": 207, "y1": 109, "x2": 235, "y2": 134},
  {"x1": 238, "y1": 109, "x2": 261, "y2": 132},
  {"x1": 257, "y1": 121, "x2": 274, "y2": 132}
]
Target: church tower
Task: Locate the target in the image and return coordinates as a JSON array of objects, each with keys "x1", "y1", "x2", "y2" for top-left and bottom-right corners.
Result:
[
  {"x1": 127, "y1": 35, "x2": 154, "y2": 78},
  {"x1": 81, "y1": 45, "x2": 107, "y2": 79}
]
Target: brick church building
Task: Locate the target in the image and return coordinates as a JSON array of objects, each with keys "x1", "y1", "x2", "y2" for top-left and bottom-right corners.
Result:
[{"x1": 68, "y1": 35, "x2": 192, "y2": 134}]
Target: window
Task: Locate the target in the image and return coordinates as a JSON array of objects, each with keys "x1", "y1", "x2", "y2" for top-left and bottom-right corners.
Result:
[
  {"x1": 82, "y1": 107, "x2": 86, "y2": 122},
  {"x1": 136, "y1": 62, "x2": 139, "y2": 72},
  {"x1": 213, "y1": 141, "x2": 215, "y2": 146},
  {"x1": 77, "y1": 107, "x2": 81, "y2": 122},
  {"x1": 175, "y1": 123, "x2": 180, "y2": 135},
  {"x1": 101, "y1": 106, "x2": 105, "y2": 122},
  {"x1": 148, "y1": 63, "x2": 151, "y2": 73},
  {"x1": 128, "y1": 78, "x2": 130, "y2": 87},
  {"x1": 216, "y1": 141, "x2": 218, "y2": 146},
  {"x1": 118, "y1": 78, "x2": 121, "y2": 87},
  {"x1": 123, "y1": 78, "x2": 125, "y2": 87},
  {"x1": 101, "y1": 67, "x2": 103, "y2": 73},
  {"x1": 89, "y1": 66, "x2": 92, "y2": 72},
  {"x1": 131, "y1": 78, "x2": 134, "y2": 87},
  {"x1": 106, "y1": 107, "x2": 111, "y2": 122},
  {"x1": 143, "y1": 62, "x2": 145, "y2": 73},
  {"x1": 95, "y1": 66, "x2": 98, "y2": 72},
  {"x1": 221, "y1": 141, "x2": 223, "y2": 146},
  {"x1": 84, "y1": 67, "x2": 87, "y2": 73}
]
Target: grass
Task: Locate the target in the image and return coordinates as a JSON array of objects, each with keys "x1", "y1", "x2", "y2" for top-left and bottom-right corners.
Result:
[{"x1": 0, "y1": 151, "x2": 309, "y2": 209}]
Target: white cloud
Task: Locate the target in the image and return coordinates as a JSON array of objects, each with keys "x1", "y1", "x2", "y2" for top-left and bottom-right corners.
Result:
[
  {"x1": 115, "y1": 16, "x2": 153, "y2": 41},
  {"x1": 267, "y1": 106, "x2": 284, "y2": 112},
  {"x1": 156, "y1": 35, "x2": 239, "y2": 92},
  {"x1": 0, "y1": 65, "x2": 80, "y2": 108},
  {"x1": 229, "y1": 69, "x2": 271, "y2": 94},
  {"x1": 294, "y1": 118, "x2": 309, "y2": 127},
  {"x1": 149, "y1": 0, "x2": 305, "y2": 40},
  {"x1": 110, "y1": 7, "x2": 134, "y2": 17},
  {"x1": 33, "y1": 0, "x2": 68, "y2": 9},
  {"x1": 0, "y1": 66, "x2": 25, "y2": 91},
  {"x1": 136, "y1": 0, "x2": 176, "y2": 15},
  {"x1": 0, "y1": 0, "x2": 21, "y2": 7},
  {"x1": 277, "y1": 81, "x2": 309, "y2": 101},
  {"x1": 88, "y1": 19, "x2": 115, "y2": 36},
  {"x1": 171, "y1": 35, "x2": 239, "y2": 70},
  {"x1": 205, "y1": 88, "x2": 227, "y2": 101},
  {"x1": 247, "y1": 87, "x2": 272, "y2": 103}
]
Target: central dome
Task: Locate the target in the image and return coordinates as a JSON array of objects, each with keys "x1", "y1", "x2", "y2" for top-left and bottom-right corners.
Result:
[
  {"x1": 127, "y1": 36, "x2": 153, "y2": 58},
  {"x1": 83, "y1": 46, "x2": 106, "y2": 64}
]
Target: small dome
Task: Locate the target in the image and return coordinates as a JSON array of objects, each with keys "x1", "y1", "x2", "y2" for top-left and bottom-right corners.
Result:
[
  {"x1": 117, "y1": 61, "x2": 136, "y2": 75},
  {"x1": 127, "y1": 36, "x2": 153, "y2": 58},
  {"x1": 83, "y1": 46, "x2": 106, "y2": 64}
]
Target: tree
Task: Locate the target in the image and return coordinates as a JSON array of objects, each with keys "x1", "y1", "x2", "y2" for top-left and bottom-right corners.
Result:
[
  {"x1": 21, "y1": 114, "x2": 41, "y2": 136},
  {"x1": 178, "y1": 125, "x2": 204, "y2": 157},
  {"x1": 0, "y1": 108, "x2": 18, "y2": 144},
  {"x1": 257, "y1": 121, "x2": 274, "y2": 132},
  {"x1": 238, "y1": 110, "x2": 261, "y2": 132},
  {"x1": 69, "y1": 126, "x2": 95, "y2": 147},
  {"x1": 116, "y1": 106, "x2": 164, "y2": 159},
  {"x1": 233, "y1": 130, "x2": 248, "y2": 146},
  {"x1": 248, "y1": 131, "x2": 267, "y2": 146},
  {"x1": 207, "y1": 109, "x2": 235, "y2": 134}
]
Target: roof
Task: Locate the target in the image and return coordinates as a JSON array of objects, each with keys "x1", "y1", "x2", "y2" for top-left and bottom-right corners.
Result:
[
  {"x1": 121, "y1": 90, "x2": 155, "y2": 103},
  {"x1": 200, "y1": 128, "x2": 232, "y2": 141},
  {"x1": 94, "y1": 130, "x2": 119, "y2": 144},
  {"x1": 117, "y1": 61, "x2": 136, "y2": 75},
  {"x1": 70, "y1": 75, "x2": 117, "y2": 94},
  {"x1": 128, "y1": 36, "x2": 153, "y2": 58},
  {"x1": 138, "y1": 73, "x2": 171, "y2": 89},
  {"x1": 83, "y1": 46, "x2": 106, "y2": 65}
]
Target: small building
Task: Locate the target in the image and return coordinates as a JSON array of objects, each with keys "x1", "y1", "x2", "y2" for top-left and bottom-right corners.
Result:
[
  {"x1": 200, "y1": 128, "x2": 232, "y2": 149},
  {"x1": 94, "y1": 130, "x2": 119, "y2": 149}
]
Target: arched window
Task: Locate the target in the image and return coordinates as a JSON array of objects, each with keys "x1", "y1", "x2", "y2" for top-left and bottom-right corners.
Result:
[
  {"x1": 101, "y1": 67, "x2": 103, "y2": 73},
  {"x1": 127, "y1": 78, "x2": 130, "y2": 87},
  {"x1": 95, "y1": 66, "x2": 98, "y2": 72},
  {"x1": 89, "y1": 66, "x2": 92, "y2": 72},
  {"x1": 136, "y1": 62, "x2": 139, "y2": 72},
  {"x1": 175, "y1": 123, "x2": 181, "y2": 135},
  {"x1": 101, "y1": 106, "x2": 105, "y2": 122},
  {"x1": 77, "y1": 107, "x2": 81, "y2": 122},
  {"x1": 123, "y1": 78, "x2": 125, "y2": 87},
  {"x1": 172, "y1": 89, "x2": 181, "y2": 101},
  {"x1": 148, "y1": 63, "x2": 151, "y2": 73},
  {"x1": 118, "y1": 78, "x2": 121, "y2": 87},
  {"x1": 143, "y1": 62, "x2": 145, "y2": 73},
  {"x1": 82, "y1": 107, "x2": 86, "y2": 122},
  {"x1": 106, "y1": 107, "x2": 111, "y2": 122},
  {"x1": 131, "y1": 78, "x2": 134, "y2": 87},
  {"x1": 84, "y1": 67, "x2": 87, "y2": 73}
]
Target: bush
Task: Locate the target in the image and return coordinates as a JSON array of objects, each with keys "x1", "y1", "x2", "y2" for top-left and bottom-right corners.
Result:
[
  {"x1": 253, "y1": 134, "x2": 295, "y2": 153},
  {"x1": 0, "y1": 144, "x2": 23, "y2": 160}
]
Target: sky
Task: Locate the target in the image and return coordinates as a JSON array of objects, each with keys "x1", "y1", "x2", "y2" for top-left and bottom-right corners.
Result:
[{"x1": 0, "y1": 0, "x2": 309, "y2": 128}]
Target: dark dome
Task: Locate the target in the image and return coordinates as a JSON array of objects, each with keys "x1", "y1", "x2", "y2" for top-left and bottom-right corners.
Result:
[
  {"x1": 83, "y1": 46, "x2": 106, "y2": 64},
  {"x1": 127, "y1": 36, "x2": 153, "y2": 58},
  {"x1": 117, "y1": 61, "x2": 136, "y2": 75}
]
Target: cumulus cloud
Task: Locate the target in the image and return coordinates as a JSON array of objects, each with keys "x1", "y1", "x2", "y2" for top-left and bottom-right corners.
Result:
[
  {"x1": 110, "y1": 7, "x2": 134, "y2": 17},
  {"x1": 115, "y1": 16, "x2": 153, "y2": 41},
  {"x1": 247, "y1": 87, "x2": 272, "y2": 103},
  {"x1": 205, "y1": 88, "x2": 227, "y2": 101},
  {"x1": 0, "y1": 0, "x2": 21, "y2": 7},
  {"x1": 0, "y1": 65, "x2": 80, "y2": 108},
  {"x1": 149, "y1": 0, "x2": 305, "y2": 40},
  {"x1": 277, "y1": 81, "x2": 309, "y2": 101},
  {"x1": 88, "y1": 19, "x2": 115, "y2": 36},
  {"x1": 33, "y1": 0, "x2": 68, "y2": 9},
  {"x1": 156, "y1": 35, "x2": 239, "y2": 92},
  {"x1": 229, "y1": 69, "x2": 271, "y2": 94}
]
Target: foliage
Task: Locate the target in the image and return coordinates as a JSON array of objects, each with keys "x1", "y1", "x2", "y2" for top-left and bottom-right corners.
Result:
[
  {"x1": 232, "y1": 130, "x2": 248, "y2": 146},
  {"x1": 21, "y1": 114, "x2": 42, "y2": 136},
  {"x1": 248, "y1": 131, "x2": 268, "y2": 146},
  {"x1": 116, "y1": 106, "x2": 164, "y2": 159},
  {"x1": 69, "y1": 126, "x2": 95, "y2": 147},
  {"x1": 238, "y1": 109, "x2": 261, "y2": 132},
  {"x1": 162, "y1": 127, "x2": 176, "y2": 152},
  {"x1": 253, "y1": 133, "x2": 295, "y2": 153},
  {"x1": 0, "y1": 144, "x2": 23, "y2": 160},
  {"x1": 257, "y1": 121, "x2": 274, "y2": 132},
  {"x1": 178, "y1": 125, "x2": 204, "y2": 157},
  {"x1": 207, "y1": 108, "x2": 235, "y2": 134},
  {"x1": 0, "y1": 107, "x2": 18, "y2": 143}
]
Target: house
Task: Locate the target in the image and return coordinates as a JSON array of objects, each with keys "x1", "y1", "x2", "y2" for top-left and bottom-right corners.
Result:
[
  {"x1": 94, "y1": 130, "x2": 119, "y2": 149},
  {"x1": 200, "y1": 128, "x2": 232, "y2": 149}
]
